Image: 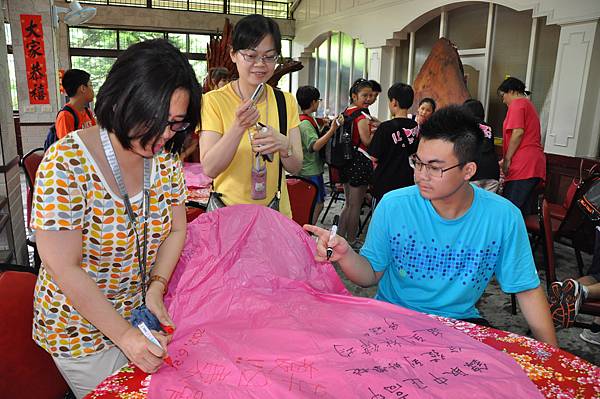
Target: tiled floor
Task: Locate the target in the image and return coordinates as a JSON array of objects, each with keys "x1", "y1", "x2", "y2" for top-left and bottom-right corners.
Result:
[{"x1": 316, "y1": 182, "x2": 600, "y2": 367}]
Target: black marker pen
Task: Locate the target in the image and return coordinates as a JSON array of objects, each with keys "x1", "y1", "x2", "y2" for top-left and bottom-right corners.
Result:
[{"x1": 326, "y1": 215, "x2": 339, "y2": 260}]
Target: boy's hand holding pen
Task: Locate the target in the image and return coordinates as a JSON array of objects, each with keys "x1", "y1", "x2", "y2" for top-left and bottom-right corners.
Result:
[
  {"x1": 302, "y1": 216, "x2": 350, "y2": 263},
  {"x1": 326, "y1": 215, "x2": 339, "y2": 260}
]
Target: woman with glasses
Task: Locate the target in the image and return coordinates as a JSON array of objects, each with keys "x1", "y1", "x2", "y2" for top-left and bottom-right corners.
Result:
[
  {"x1": 497, "y1": 77, "x2": 545, "y2": 215},
  {"x1": 338, "y1": 79, "x2": 374, "y2": 248},
  {"x1": 200, "y1": 14, "x2": 302, "y2": 217},
  {"x1": 31, "y1": 39, "x2": 201, "y2": 398}
]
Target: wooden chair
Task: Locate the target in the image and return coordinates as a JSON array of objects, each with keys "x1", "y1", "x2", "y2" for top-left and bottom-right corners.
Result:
[
  {"x1": 286, "y1": 176, "x2": 318, "y2": 226},
  {"x1": 0, "y1": 264, "x2": 70, "y2": 398},
  {"x1": 526, "y1": 175, "x2": 600, "y2": 278},
  {"x1": 19, "y1": 147, "x2": 44, "y2": 271},
  {"x1": 539, "y1": 200, "x2": 600, "y2": 329}
]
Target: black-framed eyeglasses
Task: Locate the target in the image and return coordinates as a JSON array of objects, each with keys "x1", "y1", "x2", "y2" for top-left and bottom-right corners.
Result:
[
  {"x1": 238, "y1": 51, "x2": 280, "y2": 64},
  {"x1": 166, "y1": 120, "x2": 191, "y2": 132},
  {"x1": 409, "y1": 154, "x2": 464, "y2": 178}
]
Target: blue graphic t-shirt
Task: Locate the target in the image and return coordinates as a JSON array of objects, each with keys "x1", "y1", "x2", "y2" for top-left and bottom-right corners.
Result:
[{"x1": 360, "y1": 185, "x2": 539, "y2": 319}]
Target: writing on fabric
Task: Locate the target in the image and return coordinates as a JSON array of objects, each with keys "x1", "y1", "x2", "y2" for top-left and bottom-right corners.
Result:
[{"x1": 150, "y1": 205, "x2": 543, "y2": 399}]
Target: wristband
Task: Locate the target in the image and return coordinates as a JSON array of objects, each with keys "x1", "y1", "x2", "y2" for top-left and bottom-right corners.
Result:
[{"x1": 148, "y1": 274, "x2": 168, "y2": 295}]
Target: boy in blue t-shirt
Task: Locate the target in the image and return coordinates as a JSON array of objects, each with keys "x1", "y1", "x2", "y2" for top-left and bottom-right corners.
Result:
[{"x1": 305, "y1": 105, "x2": 557, "y2": 347}]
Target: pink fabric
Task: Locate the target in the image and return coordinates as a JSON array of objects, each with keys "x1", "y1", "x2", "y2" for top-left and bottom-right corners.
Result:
[
  {"x1": 183, "y1": 162, "x2": 212, "y2": 188},
  {"x1": 150, "y1": 205, "x2": 543, "y2": 399}
]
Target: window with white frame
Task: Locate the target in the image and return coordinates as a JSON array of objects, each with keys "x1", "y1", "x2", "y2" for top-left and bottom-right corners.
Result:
[{"x1": 312, "y1": 32, "x2": 368, "y2": 115}]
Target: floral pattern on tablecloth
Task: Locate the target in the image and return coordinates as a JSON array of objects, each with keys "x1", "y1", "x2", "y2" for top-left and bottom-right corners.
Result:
[{"x1": 87, "y1": 318, "x2": 600, "y2": 399}]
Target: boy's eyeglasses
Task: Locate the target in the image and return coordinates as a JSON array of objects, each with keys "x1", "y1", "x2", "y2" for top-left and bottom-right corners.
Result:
[{"x1": 409, "y1": 154, "x2": 463, "y2": 178}]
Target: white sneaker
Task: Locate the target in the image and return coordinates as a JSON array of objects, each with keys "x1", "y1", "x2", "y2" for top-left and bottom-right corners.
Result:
[{"x1": 579, "y1": 329, "x2": 600, "y2": 346}]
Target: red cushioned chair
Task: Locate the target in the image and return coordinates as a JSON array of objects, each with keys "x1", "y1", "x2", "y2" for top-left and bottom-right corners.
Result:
[
  {"x1": 321, "y1": 166, "x2": 345, "y2": 223},
  {"x1": 526, "y1": 176, "x2": 600, "y2": 278},
  {"x1": 286, "y1": 176, "x2": 319, "y2": 226},
  {"x1": 20, "y1": 147, "x2": 44, "y2": 227},
  {"x1": 0, "y1": 264, "x2": 70, "y2": 398},
  {"x1": 19, "y1": 147, "x2": 44, "y2": 271},
  {"x1": 538, "y1": 200, "x2": 600, "y2": 329}
]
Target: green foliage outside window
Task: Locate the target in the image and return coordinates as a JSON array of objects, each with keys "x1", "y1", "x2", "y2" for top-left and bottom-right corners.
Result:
[
  {"x1": 69, "y1": 27, "x2": 212, "y2": 90},
  {"x1": 70, "y1": 28, "x2": 117, "y2": 49},
  {"x1": 119, "y1": 31, "x2": 164, "y2": 49},
  {"x1": 71, "y1": 56, "x2": 117, "y2": 92}
]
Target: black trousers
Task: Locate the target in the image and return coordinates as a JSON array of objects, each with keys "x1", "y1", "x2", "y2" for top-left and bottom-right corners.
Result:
[{"x1": 503, "y1": 177, "x2": 541, "y2": 215}]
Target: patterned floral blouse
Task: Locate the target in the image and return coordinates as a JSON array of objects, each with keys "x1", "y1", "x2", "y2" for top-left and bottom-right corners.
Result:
[{"x1": 31, "y1": 133, "x2": 186, "y2": 358}]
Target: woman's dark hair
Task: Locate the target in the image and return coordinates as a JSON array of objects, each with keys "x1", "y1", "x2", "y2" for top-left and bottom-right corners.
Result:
[
  {"x1": 497, "y1": 77, "x2": 531, "y2": 96},
  {"x1": 62, "y1": 69, "x2": 90, "y2": 97},
  {"x1": 420, "y1": 105, "x2": 483, "y2": 165},
  {"x1": 349, "y1": 78, "x2": 372, "y2": 102},
  {"x1": 388, "y1": 83, "x2": 414, "y2": 109},
  {"x1": 419, "y1": 97, "x2": 437, "y2": 112},
  {"x1": 462, "y1": 98, "x2": 485, "y2": 121},
  {"x1": 368, "y1": 79, "x2": 382, "y2": 93},
  {"x1": 209, "y1": 67, "x2": 230, "y2": 85},
  {"x1": 296, "y1": 85, "x2": 320, "y2": 110},
  {"x1": 232, "y1": 14, "x2": 282, "y2": 55},
  {"x1": 95, "y1": 39, "x2": 201, "y2": 154}
]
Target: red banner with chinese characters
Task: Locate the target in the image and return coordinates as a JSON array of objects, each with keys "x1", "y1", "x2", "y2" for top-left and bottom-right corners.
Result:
[{"x1": 20, "y1": 14, "x2": 49, "y2": 104}]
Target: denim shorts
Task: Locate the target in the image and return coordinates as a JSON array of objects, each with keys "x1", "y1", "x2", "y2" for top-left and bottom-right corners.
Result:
[{"x1": 304, "y1": 174, "x2": 326, "y2": 203}]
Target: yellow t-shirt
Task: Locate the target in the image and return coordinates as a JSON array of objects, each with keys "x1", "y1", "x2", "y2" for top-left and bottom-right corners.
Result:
[{"x1": 201, "y1": 83, "x2": 300, "y2": 218}]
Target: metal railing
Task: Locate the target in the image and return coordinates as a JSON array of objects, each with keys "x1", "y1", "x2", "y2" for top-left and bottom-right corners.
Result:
[{"x1": 74, "y1": 0, "x2": 291, "y2": 19}]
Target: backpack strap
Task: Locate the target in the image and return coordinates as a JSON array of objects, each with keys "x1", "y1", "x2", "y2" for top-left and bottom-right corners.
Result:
[
  {"x1": 273, "y1": 89, "x2": 287, "y2": 195},
  {"x1": 83, "y1": 107, "x2": 93, "y2": 125},
  {"x1": 350, "y1": 108, "x2": 365, "y2": 119},
  {"x1": 299, "y1": 114, "x2": 319, "y2": 130},
  {"x1": 345, "y1": 108, "x2": 366, "y2": 148},
  {"x1": 60, "y1": 104, "x2": 79, "y2": 131}
]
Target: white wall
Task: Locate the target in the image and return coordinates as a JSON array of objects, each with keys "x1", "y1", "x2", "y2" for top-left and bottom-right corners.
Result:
[
  {"x1": 294, "y1": 0, "x2": 600, "y2": 50},
  {"x1": 293, "y1": 0, "x2": 600, "y2": 157}
]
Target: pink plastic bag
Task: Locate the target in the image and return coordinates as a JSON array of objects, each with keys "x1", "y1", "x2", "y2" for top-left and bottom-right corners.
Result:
[
  {"x1": 183, "y1": 162, "x2": 212, "y2": 188},
  {"x1": 150, "y1": 205, "x2": 542, "y2": 399}
]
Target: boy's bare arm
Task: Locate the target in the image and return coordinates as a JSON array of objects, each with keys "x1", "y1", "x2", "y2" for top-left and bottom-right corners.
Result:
[{"x1": 516, "y1": 286, "x2": 559, "y2": 347}]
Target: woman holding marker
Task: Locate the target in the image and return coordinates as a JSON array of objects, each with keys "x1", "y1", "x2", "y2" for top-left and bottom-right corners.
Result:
[
  {"x1": 31, "y1": 40, "x2": 200, "y2": 398},
  {"x1": 200, "y1": 14, "x2": 302, "y2": 217}
]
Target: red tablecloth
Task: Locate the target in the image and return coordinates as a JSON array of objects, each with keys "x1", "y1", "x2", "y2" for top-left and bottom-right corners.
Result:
[{"x1": 86, "y1": 317, "x2": 599, "y2": 399}]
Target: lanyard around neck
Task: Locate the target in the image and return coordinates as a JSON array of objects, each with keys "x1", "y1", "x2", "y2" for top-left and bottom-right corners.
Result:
[{"x1": 100, "y1": 128, "x2": 152, "y2": 300}]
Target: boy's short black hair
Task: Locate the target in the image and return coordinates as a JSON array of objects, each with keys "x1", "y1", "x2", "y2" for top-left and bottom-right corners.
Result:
[
  {"x1": 94, "y1": 39, "x2": 201, "y2": 154},
  {"x1": 497, "y1": 76, "x2": 531, "y2": 96},
  {"x1": 462, "y1": 98, "x2": 485, "y2": 120},
  {"x1": 232, "y1": 14, "x2": 282, "y2": 55},
  {"x1": 368, "y1": 79, "x2": 382, "y2": 93},
  {"x1": 387, "y1": 83, "x2": 414, "y2": 109},
  {"x1": 420, "y1": 105, "x2": 483, "y2": 165},
  {"x1": 62, "y1": 69, "x2": 90, "y2": 97},
  {"x1": 296, "y1": 85, "x2": 320, "y2": 110},
  {"x1": 419, "y1": 97, "x2": 437, "y2": 112}
]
